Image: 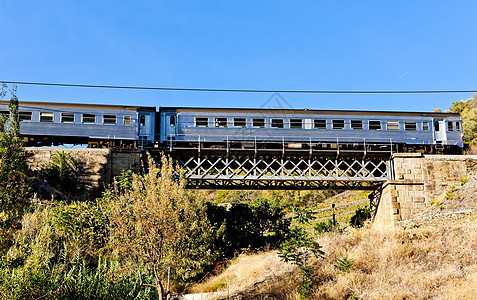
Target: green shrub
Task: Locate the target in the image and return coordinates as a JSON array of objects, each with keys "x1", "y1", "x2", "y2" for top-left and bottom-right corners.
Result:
[
  {"x1": 349, "y1": 206, "x2": 371, "y2": 228},
  {"x1": 334, "y1": 253, "x2": 356, "y2": 273},
  {"x1": 314, "y1": 219, "x2": 334, "y2": 234},
  {"x1": 0, "y1": 95, "x2": 29, "y2": 255},
  {"x1": 42, "y1": 151, "x2": 81, "y2": 195},
  {"x1": 0, "y1": 258, "x2": 157, "y2": 299},
  {"x1": 279, "y1": 207, "x2": 324, "y2": 298},
  {"x1": 51, "y1": 200, "x2": 109, "y2": 264},
  {"x1": 206, "y1": 197, "x2": 290, "y2": 259}
]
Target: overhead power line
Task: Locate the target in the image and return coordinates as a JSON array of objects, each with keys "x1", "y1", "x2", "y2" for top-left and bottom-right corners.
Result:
[{"x1": 2, "y1": 80, "x2": 476, "y2": 94}]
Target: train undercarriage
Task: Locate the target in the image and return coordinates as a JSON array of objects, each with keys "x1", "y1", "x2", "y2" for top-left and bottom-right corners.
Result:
[
  {"x1": 22, "y1": 135, "x2": 463, "y2": 156},
  {"x1": 159, "y1": 139, "x2": 463, "y2": 157}
]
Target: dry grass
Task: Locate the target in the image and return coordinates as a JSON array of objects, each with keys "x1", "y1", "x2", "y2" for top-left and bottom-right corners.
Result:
[
  {"x1": 311, "y1": 213, "x2": 477, "y2": 299},
  {"x1": 193, "y1": 213, "x2": 477, "y2": 299},
  {"x1": 191, "y1": 251, "x2": 296, "y2": 299}
]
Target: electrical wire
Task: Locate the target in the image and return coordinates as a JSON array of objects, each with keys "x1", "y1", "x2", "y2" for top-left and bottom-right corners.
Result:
[{"x1": 2, "y1": 80, "x2": 476, "y2": 94}]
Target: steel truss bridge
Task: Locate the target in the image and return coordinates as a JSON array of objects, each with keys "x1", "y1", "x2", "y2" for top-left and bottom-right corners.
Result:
[{"x1": 160, "y1": 146, "x2": 395, "y2": 190}]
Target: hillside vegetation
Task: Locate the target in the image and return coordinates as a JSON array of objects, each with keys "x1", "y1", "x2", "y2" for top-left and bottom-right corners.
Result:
[
  {"x1": 450, "y1": 94, "x2": 477, "y2": 146},
  {"x1": 193, "y1": 176, "x2": 477, "y2": 299}
]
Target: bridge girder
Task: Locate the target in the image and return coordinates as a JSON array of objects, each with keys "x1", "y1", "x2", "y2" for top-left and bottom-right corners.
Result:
[{"x1": 168, "y1": 153, "x2": 393, "y2": 190}]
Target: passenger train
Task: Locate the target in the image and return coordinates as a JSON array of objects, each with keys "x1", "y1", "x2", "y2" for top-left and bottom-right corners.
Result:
[{"x1": 0, "y1": 101, "x2": 464, "y2": 154}]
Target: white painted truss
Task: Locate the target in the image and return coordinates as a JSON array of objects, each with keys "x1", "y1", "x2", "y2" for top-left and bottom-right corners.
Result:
[{"x1": 174, "y1": 154, "x2": 393, "y2": 190}]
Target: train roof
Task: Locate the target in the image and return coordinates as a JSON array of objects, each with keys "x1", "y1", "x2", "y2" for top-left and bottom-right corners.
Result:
[
  {"x1": 0, "y1": 101, "x2": 156, "y2": 112},
  {"x1": 159, "y1": 106, "x2": 461, "y2": 118}
]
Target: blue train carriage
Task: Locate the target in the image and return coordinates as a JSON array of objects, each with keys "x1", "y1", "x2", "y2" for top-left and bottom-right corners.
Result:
[
  {"x1": 158, "y1": 107, "x2": 464, "y2": 154},
  {"x1": 0, "y1": 101, "x2": 156, "y2": 147}
]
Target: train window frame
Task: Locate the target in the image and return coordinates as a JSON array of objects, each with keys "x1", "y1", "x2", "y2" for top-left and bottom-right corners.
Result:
[
  {"x1": 168, "y1": 116, "x2": 176, "y2": 127},
  {"x1": 351, "y1": 120, "x2": 363, "y2": 130},
  {"x1": 19, "y1": 111, "x2": 32, "y2": 122},
  {"x1": 195, "y1": 117, "x2": 209, "y2": 128},
  {"x1": 271, "y1": 118, "x2": 284, "y2": 128},
  {"x1": 215, "y1": 117, "x2": 228, "y2": 128},
  {"x1": 404, "y1": 121, "x2": 417, "y2": 131},
  {"x1": 252, "y1": 118, "x2": 265, "y2": 128},
  {"x1": 233, "y1": 118, "x2": 246, "y2": 128},
  {"x1": 386, "y1": 121, "x2": 399, "y2": 131},
  {"x1": 314, "y1": 119, "x2": 326, "y2": 129},
  {"x1": 447, "y1": 121, "x2": 454, "y2": 131},
  {"x1": 422, "y1": 121, "x2": 430, "y2": 131},
  {"x1": 369, "y1": 120, "x2": 382, "y2": 130},
  {"x1": 40, "y1": 112, "x2": 54, "y2": 123},
  {"x1": 456, "y1": 122, "x2": 461, "y2": 131},
  {"x1": 103, "y1": 115, "x2": 117, "y2": 125},
  {"x1": 289, "y1": 118, "x2": 303, "y2": 129},
  {"x1": 123, "y1": 115, "x2": 132, "y2": 126},
  {"x1": 332, "y1": 119, "x2": 345, "y2": 130},
  {"x1": 61, "y1": 113, "x2": 75, "y2": 123},
  {"x1": 82, "y1": 114, "x2": 96, "y2": 124}
]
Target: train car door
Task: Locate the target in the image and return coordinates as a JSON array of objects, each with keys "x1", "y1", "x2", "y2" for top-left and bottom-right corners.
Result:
[
  {"x1": 434, "y1": 118, "x2": 447, "y2": 144},
  {"x1": 164, "y1": 113, "x2": 177, "y2": 140},
  {"x1": 138, "y1": 112, "x2": 153, "y2": 141}
]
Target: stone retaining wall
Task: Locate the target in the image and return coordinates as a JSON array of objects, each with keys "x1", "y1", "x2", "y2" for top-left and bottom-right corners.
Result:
[
  {"x1": 25, "y1": 147, "x2": 142, "y2": 190},
  {"x1": 375, "y1": 153, "x2": 477, "y2": 228}
]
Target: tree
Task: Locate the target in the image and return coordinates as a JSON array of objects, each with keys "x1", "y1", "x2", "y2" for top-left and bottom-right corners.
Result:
[
  {"x1": 106, "y1": 155, "x2": 217, "y2": 299},
  {"x1": 279, "y1": 207, "x2": 324, "y2": 298},
  {"x1": 450, "y1": 95, "x2": 477, "y2": 144},
  {"x1": 0, "y1": 84, "x2": 29, "y2": 255}
]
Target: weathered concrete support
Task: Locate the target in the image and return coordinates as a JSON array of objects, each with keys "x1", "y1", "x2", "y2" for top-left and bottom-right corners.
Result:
[
  {"x1": 374, "y1": 153, "x2": 477, "y2": 228},
  {"x1": 25, "y1": 147, "x2": 142, "y2": 190}
]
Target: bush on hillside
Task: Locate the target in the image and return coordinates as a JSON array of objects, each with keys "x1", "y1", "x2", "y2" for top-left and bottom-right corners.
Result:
[
  {"x1": 450, "y1": 94, "x2": 477, "y2": 144},
  {"x1": 206, "y1": 197, "x2": 290, "y2": 259},
  {"x1": 349, "y1": 206, "x2": 371, "y2": 228},
  {"x1": 41, "y1": 151, "x2": 82, "y2": 196},
  {"x1": 0, "y1": 90, "x2": 29, "y2": 256}
]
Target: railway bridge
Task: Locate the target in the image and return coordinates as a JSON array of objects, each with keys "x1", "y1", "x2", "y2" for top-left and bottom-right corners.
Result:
[
  {"x1": 163, "y1": 147, "x2": 474, "y2": 227},
  {"x1": 25, "y1": 147, "x2": 476, "y2": 228}
]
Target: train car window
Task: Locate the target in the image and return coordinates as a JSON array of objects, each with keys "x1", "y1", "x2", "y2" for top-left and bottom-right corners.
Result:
[
  {"x1": 40, "y1": 112, "x2": 54, "y2": 123},
  {"x1": 386, "y1": 121, "x2": 399, "y2": 131},
  {"x1": 404, "y1": 121, "x2": 417, "y2": 131},
  {"x1": 314, "y1": 119, "x2": 326, "y2": 129},
  {"x1": 103, "y1": 115, "x2": 117, "y2": 125},
  {"x1": 422, "y1": 122, "x2": 429, "y2": 131},
  {"x1": 271, "y1": 119, "x2": 284, "y2": 128},
  {"x1": 434, "y1": 121, "x2": 440, "y2": 131},
  {"x1": 61, "y1": 113, "x2": 75, "y2": 123},
  {"x1": 447, "y1": 122, "x2": 454, "y2": 131},
  {"x1": 82, "y1": 114, "x2": 96, "y2": 124},
  {"x1": 169, "y1": 116, "x2": 176, "y2": 127},
  {"x1": 456, "y1": 122, "x2": 461, "y2": 131},
  {"x1": 0, "y1": 111, "x2": 9, "y2": 117},
  {"x1": 195, "y1": 117, "x2": 209, "y2": 127},
  {"x1": 252, "y1": 118, "x2": 265, "y2": 128},
  {"x1": 215, "y1": 118, "x2": 228, "y2": 128},
  {"x1": 19, "y1": 111, "x2": 32, "y2": 122},
  {"x1": 351, "y1": 120, "x2": 363, "y2": 130},
  {"x1": 290, "y1": 119, "x2": 303, "y2": 129},
  {"x1": 233, "y1": 118, "x2": 246, "y2": 128},
  {"x1": 332, "y1": 120, "x2": 345, "y2": 129},
  {"x1": 140, "y1": 115, "x2": 146, "y2": 126},
  {"x1": 123, "y1": 115, "x2": 132, "y2": 126},
  {"x1": 369, "y1": 120, "x2": 381, "y2": 130}
]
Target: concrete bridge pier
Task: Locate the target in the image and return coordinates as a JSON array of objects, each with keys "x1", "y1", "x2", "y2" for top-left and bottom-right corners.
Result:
[{"x1": 373, "y1": 153, "x2": 477, "y2": 228}]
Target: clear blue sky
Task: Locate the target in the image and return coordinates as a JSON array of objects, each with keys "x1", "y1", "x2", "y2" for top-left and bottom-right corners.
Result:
[{"x1": 1, "y1": 1, "x2": 476, "y2": 111}]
